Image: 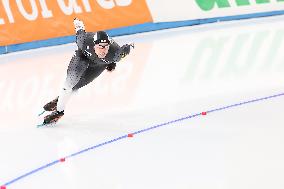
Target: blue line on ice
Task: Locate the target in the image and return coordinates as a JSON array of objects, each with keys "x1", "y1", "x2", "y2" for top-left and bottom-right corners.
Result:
[{"x1": 1, "y1": 92, "x2": 284, "y2": 187}]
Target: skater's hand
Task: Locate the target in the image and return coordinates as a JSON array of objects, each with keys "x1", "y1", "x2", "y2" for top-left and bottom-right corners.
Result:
[
  {"x1": 73, "y1": 18, "x2": 85, "y2": 32},
  {"x1": 106, "y1": 62, "x2": 116, "y2": 72},
  {"x1": 121, "y1": 43, "x2": 134, "y2": 57},
  {"x1": 112, "y1": 43, "x2": 134, "y2": 62}
]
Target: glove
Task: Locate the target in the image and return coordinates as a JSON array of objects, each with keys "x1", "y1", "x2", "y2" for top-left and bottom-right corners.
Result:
[
  {"x1": 112, "y1": 43, "x2": 134, "y2": 62},
  {"x1": 121, "y1": 43, "x2": 134, "y2": 57},
  {"x1": 106, "y1": 62, "x2": 116, "y2": 72},
  {"x1": 73, "y1": 18, "x2": 85, "y2": 32}
]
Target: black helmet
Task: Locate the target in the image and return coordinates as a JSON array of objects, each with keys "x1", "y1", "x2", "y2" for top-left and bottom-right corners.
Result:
[{"x1": 94, "y1": 31, "x2": 110, "y2": 44}]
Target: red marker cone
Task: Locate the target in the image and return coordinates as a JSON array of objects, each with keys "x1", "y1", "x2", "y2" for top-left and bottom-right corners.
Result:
[
  {"x1": 202, "y1": 112, "x2": 207, "y2": 115},
  {"x1": 128, "y1": 134, "x2": 134, "y2": 138}
]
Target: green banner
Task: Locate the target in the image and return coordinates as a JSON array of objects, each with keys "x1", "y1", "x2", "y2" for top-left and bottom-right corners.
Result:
[{"x1": 195, "y1": 0, "x2": 284, "y2": 11}]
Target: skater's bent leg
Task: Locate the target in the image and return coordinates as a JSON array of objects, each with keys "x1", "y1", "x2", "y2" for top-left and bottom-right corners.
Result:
[{"x1": 57, "y1": 87, "x2": 74, "y2": 112}]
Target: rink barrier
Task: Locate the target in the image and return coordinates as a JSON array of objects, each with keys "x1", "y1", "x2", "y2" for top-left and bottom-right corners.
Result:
[
  {"x1": 0, "y1": 9, "x2": 284, "y2": 55},
  {"x1": 1, "y1": 91, "x2": 284, "y2": 188}
]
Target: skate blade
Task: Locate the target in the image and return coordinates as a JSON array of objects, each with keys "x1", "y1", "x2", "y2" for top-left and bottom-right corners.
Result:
[
  {"x1": 37, "y1": 122, "x2": 57, "y2": 128},
  {"x1": 38, "y1": 110, "x2": 46, "y2": 116}
]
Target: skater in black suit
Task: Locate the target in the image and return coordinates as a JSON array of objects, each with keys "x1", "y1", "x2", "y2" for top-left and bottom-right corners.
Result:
[{"x1": 41, "y1": 18, "x2": 134, "y2": 125}]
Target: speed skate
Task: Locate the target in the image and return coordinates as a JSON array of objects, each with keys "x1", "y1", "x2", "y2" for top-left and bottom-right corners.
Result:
[{"x1": 37, "y1": 110, "x2": 62, "y2": 128}]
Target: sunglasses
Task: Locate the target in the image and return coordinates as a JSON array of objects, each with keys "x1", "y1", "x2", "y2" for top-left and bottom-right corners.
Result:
[{"x1": 95, "y1": 44, "x2": 110, "y2": 49}]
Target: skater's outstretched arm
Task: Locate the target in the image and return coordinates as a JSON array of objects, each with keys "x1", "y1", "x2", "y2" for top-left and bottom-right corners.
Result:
[
  {"x1": 74, "y1": 18, "x2": 103, "y2": 63},
  {"x1": 73, "y1": 18, "x2": 134, "y2": 64},
  {"x1": 112, "y1": 43, "x2": 134, "y2": 62},
  {"x1": 74, "y1": 18, "x2": 86, "y2": 50},
  {"x1": 105, "y1": 42, "x2": 134, "y2": 71}
]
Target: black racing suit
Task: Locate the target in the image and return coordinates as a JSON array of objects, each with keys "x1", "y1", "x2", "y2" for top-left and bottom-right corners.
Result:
[{"x1": 65, "y1": 29, "x2": 131, "y2": 91}]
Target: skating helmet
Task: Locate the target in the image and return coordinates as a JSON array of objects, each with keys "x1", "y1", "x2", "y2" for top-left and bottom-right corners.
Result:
[{"x1": 94, "y1": 31, "x2": 110, "y2": 44}]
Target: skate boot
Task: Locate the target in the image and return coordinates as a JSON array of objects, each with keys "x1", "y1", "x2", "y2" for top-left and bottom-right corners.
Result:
[
  {"x1": 43, "y1": 111, "x2": 64, "y2": 125},
  {"x1": 43, "y1": 97, "x2": 59, "y2": 111}
]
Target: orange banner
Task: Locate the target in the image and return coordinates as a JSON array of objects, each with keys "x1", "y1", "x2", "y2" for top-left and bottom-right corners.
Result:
[{"x1": 0, "y1": 0, "x2": 152, "y2": 46}]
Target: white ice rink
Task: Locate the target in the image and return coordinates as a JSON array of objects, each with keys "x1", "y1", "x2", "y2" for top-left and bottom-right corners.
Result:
[{"x1": 0, "y1": 15, "x2": 284, "y2": 189}]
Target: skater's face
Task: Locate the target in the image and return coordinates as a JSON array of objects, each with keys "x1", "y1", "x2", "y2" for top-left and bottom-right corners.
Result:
[{"x1": 94, "y1": 43, "x2": 110, "y2": 58}]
